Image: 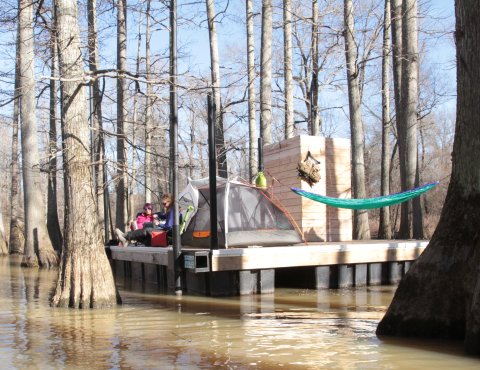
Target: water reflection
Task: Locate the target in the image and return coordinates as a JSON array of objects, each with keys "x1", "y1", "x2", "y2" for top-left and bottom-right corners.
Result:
[{"x1": 0, "y1": 257, "x2": 478, "y2": 369}]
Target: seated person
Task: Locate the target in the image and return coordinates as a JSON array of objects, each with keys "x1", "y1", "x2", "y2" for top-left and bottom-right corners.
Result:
[
  {"x1": 131, "y1": 202, "x2": 155, "y2": 230},
  {"x1": 115, "y1": 194, "x2": 174, "y2": 247},
  {"x1": 154, "y1": 193, "x2": 174, "y2": 232}
]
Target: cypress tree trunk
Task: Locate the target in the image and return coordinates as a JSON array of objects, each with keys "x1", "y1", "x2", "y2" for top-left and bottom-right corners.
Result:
[
  {"x1": 0, "y1": 206, "x2": 7, "y2": 255},
  {"x1": 379, "y1": 0, "x2": 392, "y2": 239},
  {"x1": 283, "y1": 0, "x2": 294, "y2": 139},
  {"x1": 390, "y1": 0, "x2": 406, "y2": 237},
  {"x1": 310, "y1": 0, "x2": 320, "y2": 136},
  {"x1": 260, "y1": 0, "x2": 273, "y2": 145},
  {"x1": 51, "y1": 0, "x2": 118, "y2": 308},
  {"x1": 246, "y1": 0, "x2": 258, "y2": 181},
  {"x1": 87, "y1": 0, "x2": 106, "y2": 241},
  {"x1": 18, "y1": 0, "x2": 58, "y2": 268},
  {"x1": 343, "y1": 0, "x2": 370, "y2": 240},
  {"x1": 130, "y1": 8, "x2": 143, "y2": 220},
  {"x1": 47, "y1": 24, "x2": 63, "y2": 253},
  {"x1": 145, "y1": 0, "x2": 153, "y2": 202},
  {"x1": 206, "y1": 0, "x2": 228, "y2": 178},
  {"x1": 398, "y1": 0, "x2": 420, "y2": 238},
  {"x1": 377, "y1": 0, "x2": 480, "y2": 355},
  {"x1": 116, "y1": 0, "x2": 128, "y2": 230},
  {"x1": 9, "y1": 20, "x2": 23, "y2": 255}
]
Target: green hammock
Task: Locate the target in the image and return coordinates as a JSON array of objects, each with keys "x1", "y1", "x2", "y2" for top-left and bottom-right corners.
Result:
[{"x1": 291, "y1": 181, "x2": 439, "y2": 210}]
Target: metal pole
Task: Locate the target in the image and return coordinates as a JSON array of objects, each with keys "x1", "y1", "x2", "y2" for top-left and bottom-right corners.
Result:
[
  {"x1": 170, "y1": 0, "x2": 182, "y2": 294},
  {"x1": 255, "y1": 137, "x2": 267, "y2": 188},
  {"x1": 208, "y1": 94, "x2": 219, "y2": 250}
]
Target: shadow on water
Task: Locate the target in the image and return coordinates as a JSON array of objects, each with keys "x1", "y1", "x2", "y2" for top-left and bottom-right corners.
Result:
[{"x1": 1, "y1": 256, "x2": 479, "y2": 369}]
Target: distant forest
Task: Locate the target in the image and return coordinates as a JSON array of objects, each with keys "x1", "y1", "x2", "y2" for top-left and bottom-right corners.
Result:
[{"x1": 0, "y1": 0, "x2": 455, "y2": 258}]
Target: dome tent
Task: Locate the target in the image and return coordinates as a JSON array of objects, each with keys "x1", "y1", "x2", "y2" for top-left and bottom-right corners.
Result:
[{"x1": 179, "y1": 177, "x2": 303, "y2": 248}]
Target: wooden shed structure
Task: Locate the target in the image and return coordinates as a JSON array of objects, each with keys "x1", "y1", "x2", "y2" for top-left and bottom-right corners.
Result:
[{"x1": 264, "y1": 135, "x2": 353, "y2": 242}]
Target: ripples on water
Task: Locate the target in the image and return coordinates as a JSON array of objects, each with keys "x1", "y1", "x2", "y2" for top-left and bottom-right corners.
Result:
[{"x1": 0, "y1": 256, "x2": 478, "y2": 369}]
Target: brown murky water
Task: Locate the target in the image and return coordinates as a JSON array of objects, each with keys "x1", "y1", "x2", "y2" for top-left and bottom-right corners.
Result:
[{"x1": 0, "y1": 256, "x2": 479, "y2": 369}]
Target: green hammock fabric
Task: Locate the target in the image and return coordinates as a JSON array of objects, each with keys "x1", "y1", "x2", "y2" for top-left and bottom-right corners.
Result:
[{"x1": 291, "y1": 181, "x2": 439, "y2": 210}]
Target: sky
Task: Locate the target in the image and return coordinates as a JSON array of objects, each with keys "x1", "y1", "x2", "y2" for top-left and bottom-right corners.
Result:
[{"x1": 0, "y1": 0, "x2": 457, "y2": 142}]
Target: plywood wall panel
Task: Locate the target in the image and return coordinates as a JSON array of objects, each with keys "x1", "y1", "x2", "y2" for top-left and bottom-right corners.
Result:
[{"x1": 264, "y1": 135, "x2": 352, "y2": 242}]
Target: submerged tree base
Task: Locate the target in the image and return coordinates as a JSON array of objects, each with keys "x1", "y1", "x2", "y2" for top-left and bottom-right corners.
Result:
[
  {"x1": 21, "y1": 254, "x2": 39, "y2": 268},
  {"x1": 51, "y1": 246, "x2": 120, "y2": 309},
  {"x1": 377, "y1": 187, "x2": 480, "y2": 355},
  {"x1": 38, "y1": 249, "x2": 59, "y2": 269}
]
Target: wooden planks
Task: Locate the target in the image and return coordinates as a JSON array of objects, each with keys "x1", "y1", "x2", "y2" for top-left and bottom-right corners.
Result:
[
  {"x1": 211, "y1": 241, "x2": 428, "y2": 271},
  {"x1": 109, "y1": 241, "x2": 428, "y2": 272},
  {"x1": 264, "y1": 135, "x2": 352, "y2": 242},
  {"x1": 110, "y1": 246, "x2": 170, "y2": 265}
]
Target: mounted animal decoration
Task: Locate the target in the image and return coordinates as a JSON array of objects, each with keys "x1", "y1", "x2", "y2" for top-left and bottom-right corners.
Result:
[{"x1": 297, "y1": 151, "x2": 321, "y2": 186}]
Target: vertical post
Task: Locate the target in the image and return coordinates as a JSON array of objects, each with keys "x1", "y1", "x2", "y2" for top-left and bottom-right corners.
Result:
[
  {"x1": 255, "y1": 137, "x2": 267, "y2": 188},
  {"x1": 208, "y1": 94, "x2": 219, "y2": 250},
  {"x1": 170, "y1": 0, "x2": 182, "y2": 294},
  {"x1": 257, "y1": 137, "x2": 264, "y2": 172}
]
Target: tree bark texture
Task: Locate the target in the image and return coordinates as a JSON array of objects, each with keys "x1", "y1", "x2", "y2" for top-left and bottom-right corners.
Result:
[
  {"x1": 0, "y1": 206, "x2": 7, "y2": 255},
  {"x1": 379, "y1": 0, "x2": 392, "y2": 239},
  {"x1": 47, "y1": 25, "x2": 63, "y2": 253},
  {"x1": 343, "y1": 0, "x2": 370, "y2": 240},
  {"x1": 130, "y1": 9, "x2": 142, "y2": 220},
  {"x1": 9, "y1": 21, "x2": 23, "y2": 255},
  {"x1": 116, "y1": 0, "x2": 128, "y2": 230},
  {"x1": 18, "y1": 0, "x2": 58, "y2": 268},
  {"x1": 310, "y1": 0, "x2": 320, "y2": 136},
  {"x1": 398, "y1": 0, "x2": 420, "y2": 238},
  {"x1": 390, "y1": 0, "x2": 406, "y2": 236},
  {"x1": 260, "y1": 0, "x2": 273, "y2": 145},
  {"x1": 145, "y1": 0, "x2": 153, "y2": 203},
  {"x1": 284, "y1": 0, "x2": 294, "y2": 139},
  {"x1": 377, "y1": 0, "x2": 480, "y2": 355},
  {"x1": 52, "y1": 0, "x2": 118, "y2": 308},
  {"x1": 88, "y1": 0, "x2": 106, "y2": 241},
  {"x1": 246, "y1": 0, "x2": 257, "y2": 181},
  {"x1": 206, "y1": 0, "x2": 228, "y2": 178}
]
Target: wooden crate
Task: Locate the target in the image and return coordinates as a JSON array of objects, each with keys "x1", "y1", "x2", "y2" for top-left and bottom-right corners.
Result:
[{"x1": 264, "y1": 135, "x2": 352, "y2": 242}]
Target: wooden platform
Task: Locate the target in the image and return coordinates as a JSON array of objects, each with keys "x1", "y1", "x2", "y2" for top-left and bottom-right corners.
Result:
[
  {"x1": 108, "y1": 240, "x2": 427, "y2": 296},
  {"x1": 109, "y1": 240, "x2": 427, "y2": 272},
  {"x1": 210, "y1": 240, "x2": 427, "y2": 271}
]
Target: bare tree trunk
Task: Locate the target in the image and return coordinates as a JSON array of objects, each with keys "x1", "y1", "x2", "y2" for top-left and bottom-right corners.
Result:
[
  {"x1": 130, "y1": 7, "x2": 143, "y2": 220},
  {"x1": 310, "y1": 0, "x2": 320, "y2": 136},
  {"x1": 116, "y1": 0, "x2": 128, "y2": 230},
  {"x1": 145, "y1": 0, "x2": 153, "y2": 202},
  {"x1": 284, "y1": 0, "x2": 294, "y2": 139},
  {"x1": 47, "y1": 24, "x2": 63, "y2": 253},
  {"x1": 18, "y1": 0, "x2": 58, "y2": 268},
  {"x1": 398, "y1": 0, "x2": 420, "y2": 238},
  {"x1": 246, "y1": 0, "x2": 257, "y2": 181},
  {"x1": 0, "y1": 204, "x2": 7, "y2": 255},
  {"x1": 343, "y1": 0, "x2": 370, "y2": 240},
  {"x1": 390, "y1": 0, "x2": 405, "y2": 238},
  {"x1": 87, "y1": 0, "x2": 106, "y2": 241},
  {"x1": 377, "y1": 2, "x2": 480, "y2": 354},
  {"x1": 206, "y1": 0, "x2": 228, "y2": 177},
  {"x1": 379, "y1": 0, "x2": 392, "y2": 239},
  {"x1": 9, "y1": 21, "x2": 23, "y2": 255},
  {"x1": 51, "y1": 0, "x2": 118, "y2": 308},
  {"x1": 260, "y1": 0, "x2": 273, "y2": 145}
]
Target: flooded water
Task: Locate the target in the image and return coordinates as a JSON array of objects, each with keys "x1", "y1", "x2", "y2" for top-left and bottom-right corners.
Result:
[{"x1": 0, "y1": 256, "x2": 479, "y2": 369}]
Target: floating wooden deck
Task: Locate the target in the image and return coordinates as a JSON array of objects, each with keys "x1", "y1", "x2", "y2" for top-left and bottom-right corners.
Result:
[{"x1": 109, "y1": 240, "x2": 428, "y2": 296}]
